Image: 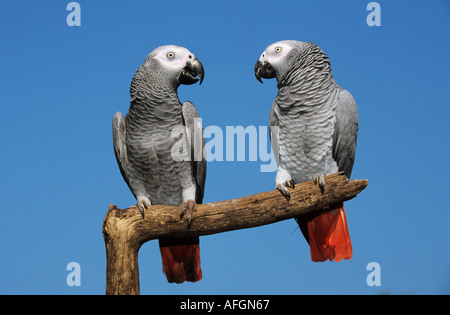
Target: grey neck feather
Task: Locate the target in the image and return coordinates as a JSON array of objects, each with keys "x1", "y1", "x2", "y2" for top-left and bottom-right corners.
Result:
[
  {"x1": 126, "y1": 64, "x2": 182, "y2": 132},
  {"x1": 275, "y1": 43, "x2": 340, "y2": 114}
]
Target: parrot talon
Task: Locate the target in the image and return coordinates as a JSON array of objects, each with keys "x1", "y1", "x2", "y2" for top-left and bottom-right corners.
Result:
[
  {"x1": 313, "y1": 173, "x2": 325, "y2": 193},
  {"x1": 285, "y1": 180, "x2": 295, "y2": 189},
  {"x1": 180, "y1": 199, "x2": 196, "y2": 226},
  {"x1": 276, "y1": 182, "x2": 292, "y2": 201},
  {"x1": 136, "y1": 200, "x2": 150, "y2": 218}
]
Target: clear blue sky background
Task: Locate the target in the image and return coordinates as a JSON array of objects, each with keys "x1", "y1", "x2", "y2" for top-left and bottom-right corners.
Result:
[{"x1": 0, "y1": 0, "x2": 449, "y2": 295}]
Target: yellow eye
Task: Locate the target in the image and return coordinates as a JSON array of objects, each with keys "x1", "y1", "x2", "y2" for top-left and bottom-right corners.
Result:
[
  {"x1": 275, "y1": 46, "x2": 282, "y2": 53},
  {"x1": 167, "y1": 52, "x2": 175, "y2": 59}
]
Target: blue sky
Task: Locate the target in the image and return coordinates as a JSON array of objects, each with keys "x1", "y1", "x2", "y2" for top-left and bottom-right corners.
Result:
[{"x1": 0, "y1": 0, "x2": 449, "y2": 295}]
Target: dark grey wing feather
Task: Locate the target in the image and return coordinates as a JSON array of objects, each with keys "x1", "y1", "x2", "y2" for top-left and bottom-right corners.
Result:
[
  {"x1": 182, "y1": 101, "x2": 206, "y2": 204},
  {"x1": 268, "y1": 100, "x2": 280, "y2": 166},
  {"x1": 112, "y1": 112, "x2": 135, "y2": 198},
  {"x1": 332, "y1": 89, "x2": 358, "y2": 178}
]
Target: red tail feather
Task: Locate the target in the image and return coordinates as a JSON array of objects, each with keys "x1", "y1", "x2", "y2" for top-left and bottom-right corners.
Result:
[
  {"x1": 307, "y1": 203, "x2": 352, "y2": 262},
  {"x1": 159, "y1": 237, "x2": 202, "y2": 283}
]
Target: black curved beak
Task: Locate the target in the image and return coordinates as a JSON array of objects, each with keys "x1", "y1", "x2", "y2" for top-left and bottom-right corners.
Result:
[
  {"x1": 254, "y1": 59, "x2": 275, "y2": 84},
  {"x1": 178, "y1": 58, "x2": 205, "y2": 85}
]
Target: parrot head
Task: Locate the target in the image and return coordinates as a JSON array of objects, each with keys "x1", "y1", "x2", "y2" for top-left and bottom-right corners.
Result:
[
  {"x1": 254, "y1": 40, "x2": 309, "y2": 84},
  {"x1": 145, "y1": 45, "x2": 204, "y2": 86}
]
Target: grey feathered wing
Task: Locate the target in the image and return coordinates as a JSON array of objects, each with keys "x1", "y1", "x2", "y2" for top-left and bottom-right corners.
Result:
[
  {"x1": 159, "y1": 101, "x2": 206, "y2": 283},
  {"x1": 268, "y1": 101, "x2": 280, "y2": 166},
  {"x1": 112, "y1": 111, "x2": 135, "y2": 198},
  {"x1": 182, "y1": 101, "x2": 206, "y2": 204},
  {"x1": 332, "y1": 89, "x2": 359, "y2": 178}
]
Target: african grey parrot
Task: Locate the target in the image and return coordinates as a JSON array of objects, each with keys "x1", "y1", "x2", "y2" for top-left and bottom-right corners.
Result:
[
  {"x1": 255, "y1": 40, "x2": 358, "y2": 262},
  {"x1": 113, "y1": 45, "x2": 206, "y2": 282}
]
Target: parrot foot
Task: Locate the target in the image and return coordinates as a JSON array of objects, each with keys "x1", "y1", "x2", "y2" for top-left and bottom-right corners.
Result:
[
  {"x1": 136, "y1": 199, "x2": 151, "y2": 218},
  {"x1": 276, "y1": 180, "x2": 295, "y2": 201},
  {"x1": 313, "y1": 173, "x2": 325, "y2": 193},
  {"x1": 180, "y1": 199, "x2": 196, "y2": 226}
]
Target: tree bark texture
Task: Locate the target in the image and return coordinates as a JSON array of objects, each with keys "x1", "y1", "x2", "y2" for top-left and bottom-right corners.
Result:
[{"x1": 103, "y1": 172, "x2": 368, "y2": 295}]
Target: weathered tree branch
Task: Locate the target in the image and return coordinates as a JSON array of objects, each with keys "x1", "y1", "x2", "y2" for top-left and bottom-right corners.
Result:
[{"x1": 103, "y1": 172, "x2": 367, "y2": 295}]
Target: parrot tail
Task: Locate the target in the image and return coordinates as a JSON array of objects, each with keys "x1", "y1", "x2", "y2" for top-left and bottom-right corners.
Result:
[
  {"x1": 301, "y1": 203, "x2": 352, "y2": 262},
  {"x1": 159, "y1": 237, "x2": 202, "y2": 283}
]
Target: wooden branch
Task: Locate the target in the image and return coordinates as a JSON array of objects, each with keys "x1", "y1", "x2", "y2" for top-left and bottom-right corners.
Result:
[{"x1": 102, "y1": 172, "x2": 367, "y2": 295}]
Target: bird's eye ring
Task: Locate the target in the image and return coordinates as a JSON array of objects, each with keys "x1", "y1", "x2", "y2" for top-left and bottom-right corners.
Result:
[
  {"x1": 275, "y1": 47, "x2": 282, "y2": 53},
  {"x1": 167, "y1": 52, "x2": 175, "y2": 59}
]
